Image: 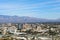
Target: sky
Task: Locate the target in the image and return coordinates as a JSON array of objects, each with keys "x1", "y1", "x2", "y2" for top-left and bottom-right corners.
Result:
[{"x1": 0, "y1": 0, "x2": 60, "y2": 19}]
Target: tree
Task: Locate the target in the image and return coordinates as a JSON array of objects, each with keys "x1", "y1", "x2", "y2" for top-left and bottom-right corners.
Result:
[{"x1": 48, "y1": 25, "x2": 58, "y2": 40}]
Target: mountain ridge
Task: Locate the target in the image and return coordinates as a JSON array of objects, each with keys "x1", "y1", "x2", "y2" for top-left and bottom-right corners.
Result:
[{"x1": 0, "y1": 15, "x2": 59, "y2": 23}]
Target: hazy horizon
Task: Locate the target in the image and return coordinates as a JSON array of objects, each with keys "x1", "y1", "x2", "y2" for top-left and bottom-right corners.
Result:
[{"x1": 0, "y1": 0, "x2": 60, "y2": 19}]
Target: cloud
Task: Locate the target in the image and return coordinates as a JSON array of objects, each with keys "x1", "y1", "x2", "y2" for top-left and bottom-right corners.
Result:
[{"x1": 0, "y1": 0, "x2": 60, "y2": 19}]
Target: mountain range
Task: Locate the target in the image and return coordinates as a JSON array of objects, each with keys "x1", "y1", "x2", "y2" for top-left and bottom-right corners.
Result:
[{"x1": 0, "y1": 15, "x2": 60, "y2": 23}]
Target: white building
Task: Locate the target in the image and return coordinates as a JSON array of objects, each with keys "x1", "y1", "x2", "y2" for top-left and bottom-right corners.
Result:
[{"x1": 7, "y1": 26, "x2": 17, "y2": 34}]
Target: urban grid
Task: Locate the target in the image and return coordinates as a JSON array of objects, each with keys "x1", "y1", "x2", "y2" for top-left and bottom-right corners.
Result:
[{"x1": 0, "y1": 23, "x2": 60, "y2": 40}]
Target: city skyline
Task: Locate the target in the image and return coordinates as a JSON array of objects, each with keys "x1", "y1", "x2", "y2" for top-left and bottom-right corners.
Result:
[{"x1": 0, "y1": 0, "x2": 60, "y2": 19}]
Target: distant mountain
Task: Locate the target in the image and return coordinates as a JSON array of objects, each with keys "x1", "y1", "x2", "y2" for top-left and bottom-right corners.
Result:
[{"x1": 0, "y1": 15, "x2": 59, "y2": 23}]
